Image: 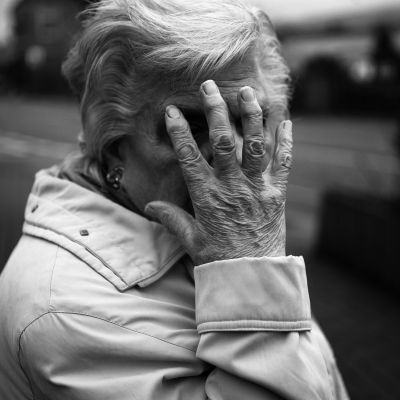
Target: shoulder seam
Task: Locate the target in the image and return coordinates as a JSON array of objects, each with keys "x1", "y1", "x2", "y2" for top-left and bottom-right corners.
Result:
[
  {"x1": 17, "y1": 312, "x2": 50, "y2": 400},
  {"x1": 18, "y1": 310, "x2": 196, "y2": 354}
]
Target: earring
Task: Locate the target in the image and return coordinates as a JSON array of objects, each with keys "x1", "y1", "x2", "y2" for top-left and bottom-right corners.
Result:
[{"x1": 106, "y1": 167, "x2": 124, "y2": 190}]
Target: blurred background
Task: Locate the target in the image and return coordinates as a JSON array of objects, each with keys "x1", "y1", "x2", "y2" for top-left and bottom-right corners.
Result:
[{"x1": 0, "y1": 0, "x2": 399, "y2": 398}]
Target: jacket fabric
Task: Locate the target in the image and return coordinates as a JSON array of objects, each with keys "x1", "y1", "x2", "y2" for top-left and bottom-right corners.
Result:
[{"x1": 0, "y1": 167, "x2": 349, "y2": 400}]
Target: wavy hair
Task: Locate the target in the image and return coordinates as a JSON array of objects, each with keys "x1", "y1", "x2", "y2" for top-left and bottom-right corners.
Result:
[{"x1": 62, "y1": 0, "x2": 290, "y2": 183}]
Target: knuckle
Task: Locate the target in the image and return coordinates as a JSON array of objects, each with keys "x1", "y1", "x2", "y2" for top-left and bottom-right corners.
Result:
[
  {"x1": 274, "y1": 191, "x2": 286, "y2": 206},
  {"x1": 176, "y1": 142, "x2": 199, "y2": 162},
  {"x1": 245, "y1": 137, "x2": 265, "y2": 157},
  {"x1": 214, "y1": 133, "x2": 235, "y2": 153},
  {"x1": 261, "y1": 188, "x2": 285, "y2": 208},
  {"x1": 280, "y1": 152, "x2": 292, "y2": 169}
]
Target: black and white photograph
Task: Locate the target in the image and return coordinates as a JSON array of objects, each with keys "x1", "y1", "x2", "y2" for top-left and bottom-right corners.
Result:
[{"x1": 0, "y1": 0, "x2": 399, "y2": 399}]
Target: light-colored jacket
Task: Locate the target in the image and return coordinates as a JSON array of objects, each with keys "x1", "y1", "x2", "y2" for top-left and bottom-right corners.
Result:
[{"x1": 0, "y1": 167, "x2": 349, "y2": 400}]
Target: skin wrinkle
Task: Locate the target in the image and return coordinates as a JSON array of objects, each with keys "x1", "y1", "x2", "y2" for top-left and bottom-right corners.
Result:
[
  {"x1": 196, "y1": 185, "x2": 286, "y2": 259},
  {"x1": 138, "y1": 67, "x2": 291, "y2": 265},
  {"x1": 61, "y1": 1, "x2": 292, "y2": 262},
  {"x1": 169, "y1": 111, "x2": 289, "y2": 264}
]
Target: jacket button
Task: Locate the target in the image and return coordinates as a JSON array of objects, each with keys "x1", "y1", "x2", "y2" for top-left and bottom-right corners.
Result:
[
  {"x1": 31, "y1": 204, "x2": 39, "y2": 213},
  {"x1": 80, "y1": 229, "x2": 89, "y2": 236}
]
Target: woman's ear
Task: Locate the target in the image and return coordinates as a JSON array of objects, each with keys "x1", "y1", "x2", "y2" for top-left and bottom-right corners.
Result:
[
  {"x1": 102, "y1": 138, "x2": 129, "y2": 192},
  {"x1": 103, "y1": 137, "x2": 129, "y2": 172}
]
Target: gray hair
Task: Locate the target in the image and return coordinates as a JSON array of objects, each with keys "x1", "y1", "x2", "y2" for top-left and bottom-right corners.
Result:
[{"x1": 62, "y1": 0, "x2": 290, "y2": 181}]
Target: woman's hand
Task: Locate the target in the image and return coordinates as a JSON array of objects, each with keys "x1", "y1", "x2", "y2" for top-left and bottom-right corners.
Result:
[{"x1": 145, "y1": 80, "x2": 293, "y2": 265}]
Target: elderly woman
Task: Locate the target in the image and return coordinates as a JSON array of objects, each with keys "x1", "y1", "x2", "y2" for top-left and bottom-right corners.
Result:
[{"x1": 0, "y1": 1, "x2": 348, "y2": 399}]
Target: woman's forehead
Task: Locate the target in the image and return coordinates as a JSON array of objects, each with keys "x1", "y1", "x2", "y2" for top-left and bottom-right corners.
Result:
[{"x1": 158, "y1": 63, "x2": 270, "y2": 118}]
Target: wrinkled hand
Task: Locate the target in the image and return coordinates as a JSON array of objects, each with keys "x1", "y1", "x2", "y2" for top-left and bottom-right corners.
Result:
[{"x1": 145, "y1": 80, "x2": 293, "y2": 265}]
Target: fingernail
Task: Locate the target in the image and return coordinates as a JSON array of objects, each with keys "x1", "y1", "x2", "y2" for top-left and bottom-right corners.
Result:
[
  {"x1": 166, "y1": 105, "x2": 180, "y2": 119},
  {"x1": 241, "y1": 86, "x2": 255, "y2": 102},
  {"x1": 283, "y1": 120, "x2": 292, "y2": 130},
  {"x1": 202, "y1": 80, "x2": 218, "y2": 95}
]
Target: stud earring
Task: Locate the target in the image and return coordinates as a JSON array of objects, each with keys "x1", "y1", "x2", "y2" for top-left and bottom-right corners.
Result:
[{"x1": 106, "y1": 167, "x2": 124, "y2": 190}]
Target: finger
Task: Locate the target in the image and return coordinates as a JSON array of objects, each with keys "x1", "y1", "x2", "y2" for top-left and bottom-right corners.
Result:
[
  {"x1": 145, "y1": 201, "x2": 196, "y2": 249},
  {"x1": 238, "y1": 86, "x2": 265, "y2": 175},
  {"x1": 165, "y1": 105, "x2": 211, "y2": 188},
  {"x1": 271, "y1": 120, "x2": 293, "y2": 190},
  {"x1": 200, "y1": 80, "x2": 239, "y2": 175},
  {"x1": 261, "y1": 117, "x2": 276, "y2": 171}
]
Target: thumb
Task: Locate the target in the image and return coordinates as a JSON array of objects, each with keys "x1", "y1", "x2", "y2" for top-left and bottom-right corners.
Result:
[{"x1": 145, "y1": 201, "x2": 196, "y2": 248}]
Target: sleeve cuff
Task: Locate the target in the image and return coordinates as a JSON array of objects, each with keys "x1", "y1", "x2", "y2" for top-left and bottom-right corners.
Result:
[{"x1": 194, "y1": 255, "x2": 311, "y2": 333}]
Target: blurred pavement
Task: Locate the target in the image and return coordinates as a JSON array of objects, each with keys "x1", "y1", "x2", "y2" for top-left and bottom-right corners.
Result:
[{"x1": 0, "y1": 96, "x2": 399, "y2": 400}]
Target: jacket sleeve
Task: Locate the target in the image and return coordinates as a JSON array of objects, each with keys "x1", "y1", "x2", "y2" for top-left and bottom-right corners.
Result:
[{"x1": 194, "y1": 255, "x2": 349, "y2": 400}]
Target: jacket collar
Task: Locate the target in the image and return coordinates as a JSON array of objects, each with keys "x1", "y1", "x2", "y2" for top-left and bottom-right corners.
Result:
[{"x1": 23, "y1": 167, "x2": 186, "y2": 291}]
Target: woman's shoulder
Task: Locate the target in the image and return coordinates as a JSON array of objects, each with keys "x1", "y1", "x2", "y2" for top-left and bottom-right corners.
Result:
[
  {"x1": 0, "y1": 235, "x2": 59, "y2": 348},
  {"x1": 2, "y1": 232, "x2": 199, "y2": 353}
]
